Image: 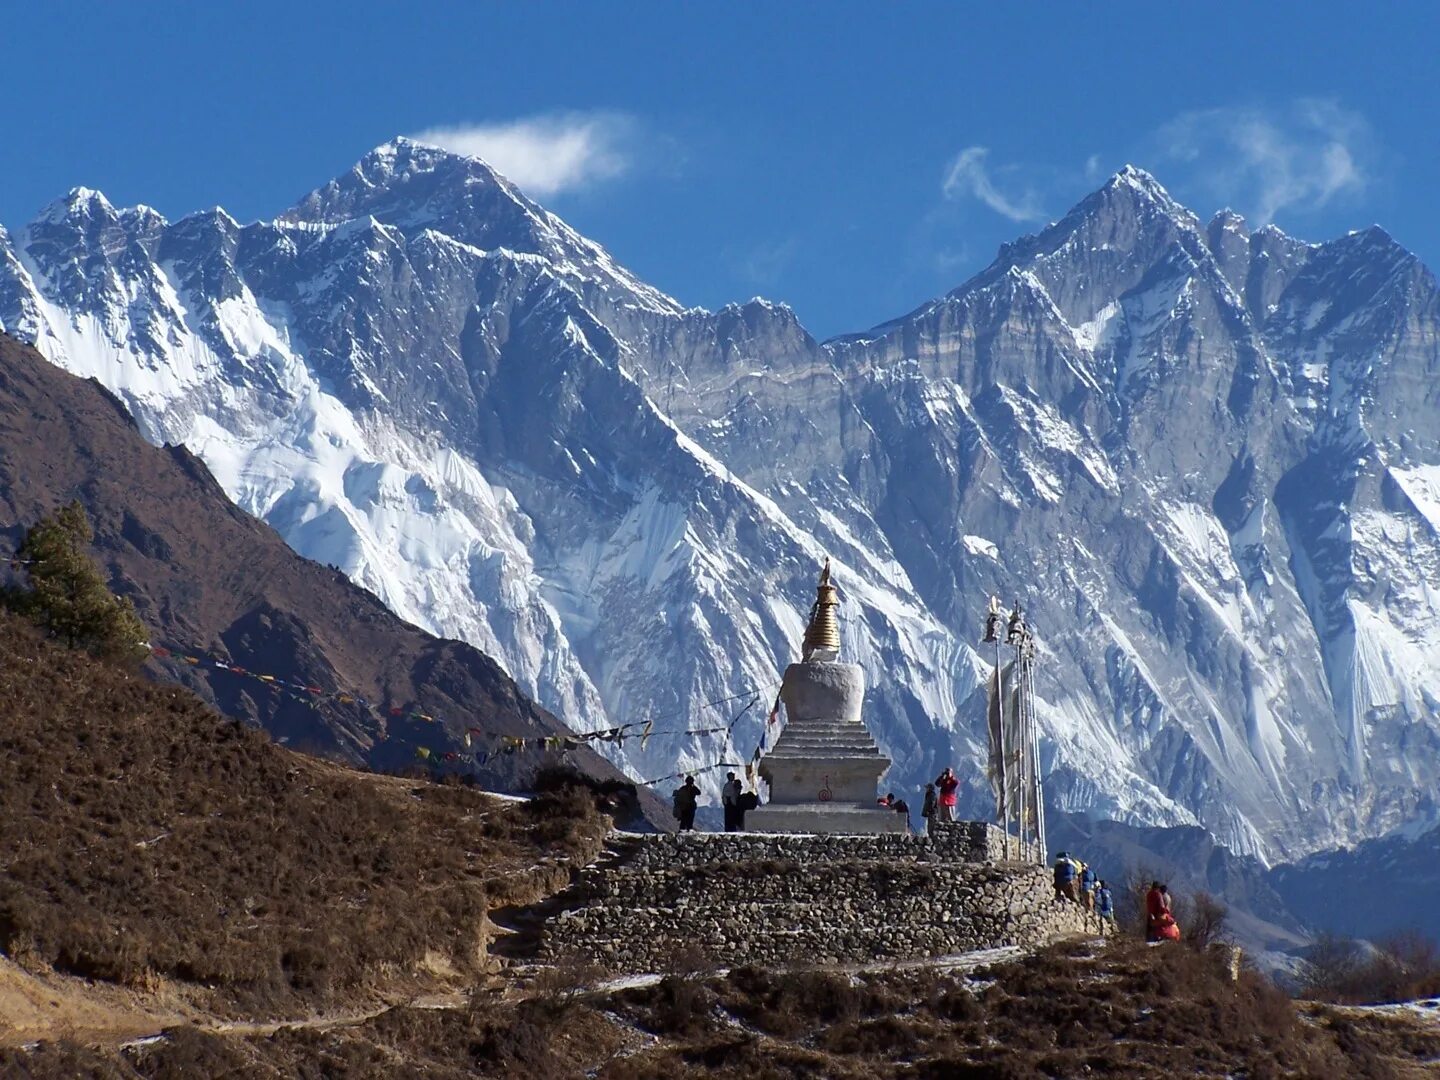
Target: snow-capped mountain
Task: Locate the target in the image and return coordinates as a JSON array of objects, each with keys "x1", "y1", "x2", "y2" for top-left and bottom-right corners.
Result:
[{"x1": 4, "y1": 141, "x2": 1438, "y2": 863}]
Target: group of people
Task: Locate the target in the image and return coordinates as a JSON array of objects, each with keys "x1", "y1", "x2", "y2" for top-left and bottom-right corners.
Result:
[
  {"x1": 1052, "y1": 851, "x2": 1115, "y2": 926},
  {"x1": 1052, "y1": 853, "x2": 1184, "y2": 942},
  {"x1": 672, "y1": 772, "x2": 760, "y2": 832},
  {"x1": 919, "y1": 767, "x2": 962, "y2": 829},
  {"x1": 721, "y1": 772, "x2": 760, "y2": 831},
  {"x1": 881, "y1": 767, "x2": 964, "y2": 835},
  {"x1": 675, "y1": 767, "x2": 966, "y2": 835}
]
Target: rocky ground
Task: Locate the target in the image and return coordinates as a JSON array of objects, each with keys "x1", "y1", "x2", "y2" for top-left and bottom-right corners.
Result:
[{"x1": 9, "y1": 939, "x2": 1440, "y2": 1078}]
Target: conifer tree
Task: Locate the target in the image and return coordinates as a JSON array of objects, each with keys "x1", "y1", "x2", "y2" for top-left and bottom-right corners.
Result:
[{"x1": 11, "y1": 501, "x2": 148, "y2": 666}]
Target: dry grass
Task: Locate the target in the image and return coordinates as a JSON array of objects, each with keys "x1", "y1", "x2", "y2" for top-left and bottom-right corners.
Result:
[
  {"x1": 8, "y1": 931, "x2": 1440, "y2": 1077},
  {"x1": 592, "y1": 939, "x2": 1440, "y2": 1079},
  {"x1": 0, "y1": 610, "x2": 606, "y2": 1019}
]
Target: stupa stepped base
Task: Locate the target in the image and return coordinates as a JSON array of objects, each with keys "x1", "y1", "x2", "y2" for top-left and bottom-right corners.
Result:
[
  {"x1": 760, "y1": 755, "x2": 894, "y2": 803},
  {"x1": 540, "y1": 825, "x2": 1095, "y2": 974},
  {"x1": 746, "y1": 801, "x2": 909, "y2": 835}
]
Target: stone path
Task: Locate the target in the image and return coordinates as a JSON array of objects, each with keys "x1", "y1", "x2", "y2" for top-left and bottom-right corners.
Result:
[{"x1": 488, "y1": 832, "x2": 645, "y2": 963}]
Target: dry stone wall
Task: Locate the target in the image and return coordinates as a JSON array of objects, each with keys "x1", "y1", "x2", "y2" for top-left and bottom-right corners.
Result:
[{"x1": 542, "y1": 823, "x2": 1094, "y2": 973}]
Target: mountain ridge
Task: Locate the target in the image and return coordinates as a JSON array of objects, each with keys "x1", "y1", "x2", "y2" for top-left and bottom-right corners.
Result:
[
  {"x1": 4, "y1": 145, "x2": 1438, "y2": 863},
  {"x1": 0, "y1": 332, "x2": 656, "y2": 815}
]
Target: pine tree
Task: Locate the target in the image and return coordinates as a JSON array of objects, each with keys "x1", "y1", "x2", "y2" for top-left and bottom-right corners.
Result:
[{"x1": 10, "y1": 501, "x2": 149, "y2": 666}]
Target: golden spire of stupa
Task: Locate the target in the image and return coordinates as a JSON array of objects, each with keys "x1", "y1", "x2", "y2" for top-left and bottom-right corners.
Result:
[{"x1": 802, "y1": 558, "x2": 841, "y2": 660}]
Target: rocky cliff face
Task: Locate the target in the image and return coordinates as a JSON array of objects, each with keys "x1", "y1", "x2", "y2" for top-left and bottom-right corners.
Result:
[{"x1": 4, "y1": 143, "x2": 1438, "y2": 861}]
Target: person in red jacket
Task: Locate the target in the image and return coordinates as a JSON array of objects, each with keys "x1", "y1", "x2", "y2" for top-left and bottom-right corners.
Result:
[
  {"x1": 1146, "y1": 881, "x2": 1180, "y2": 942},
  {"x1": 935, "y1": 767, "x2": 960, "y2": 822}
]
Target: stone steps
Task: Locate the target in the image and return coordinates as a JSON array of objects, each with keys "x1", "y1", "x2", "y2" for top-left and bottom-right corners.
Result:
[
  {"x1": 767, "y1": 719, "x2": 885, "y2": 757},
  {"x1": 775, "y1": 720, "x2": 875, "y2": 733}
]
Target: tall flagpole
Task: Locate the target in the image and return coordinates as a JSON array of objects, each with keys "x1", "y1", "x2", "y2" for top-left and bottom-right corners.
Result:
[
  {"x1": 1028, "y1": 640, "x2": 1047, "y2": 864},
  {"x1": 1016, "y1": 631, "x2": 1029, "y2": 860},
  {"x1": 983, "y1": 597, "x2": 1011, "y2": 862},
  {"x1": 995, "y1": 633, "x2": 1011, "y2": 861},
  {"x1": 1024, "y1": 635, "x2": 1037, "y2": 862},
  {"x1": 1012, "y1": 603, "x2": 1028, "y2": 862},
  {"x1": 1012, "y1": 626, "x2": 1026, "y2": 860},
  {"x1": 1005, "y1": 601, "x2": 1025, "y2": 862}
]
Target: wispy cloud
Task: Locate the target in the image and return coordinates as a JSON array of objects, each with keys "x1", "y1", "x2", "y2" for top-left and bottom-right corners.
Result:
[
  {"x1": 410, "y1": 111, "x2": 638, "y2": 196},
  {"x1": 940, "y1": 147, "x2": 1046, "y2": 223},
  {"x1": 932, "y1": 244, "x2": 972, "y2": 275},
  {"x1": 735, "y1": 237, "x2": 800, "y2": 288},
  {"x1": 1156, "y1": 100, "x2": 1370, "y2": 223}
]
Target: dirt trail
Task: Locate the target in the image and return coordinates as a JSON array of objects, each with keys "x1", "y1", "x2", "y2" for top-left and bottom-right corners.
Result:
[
  {"x1": 489, "y1": 833, "x2": 644, "y2": 964},
  {"x1": 190, "y1": 991, "x2": 469, "y2": 1040},
  {"x1": 0, "y1": 957, "x2": 188, "y2": 1049},
  {"x1": 0, "y1": 957, "x2": 472, "y2": 1050}
]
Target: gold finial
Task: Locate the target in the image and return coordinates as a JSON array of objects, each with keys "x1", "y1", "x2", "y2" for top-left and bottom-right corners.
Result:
[{"x1": 802, "y1": 557, "x2": 841, "y2": 660}]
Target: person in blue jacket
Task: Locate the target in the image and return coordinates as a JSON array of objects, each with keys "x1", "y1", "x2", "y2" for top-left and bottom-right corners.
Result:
[
  {"x1": 1094, "y1": 879, "x2": 1115, "y2": 930},
  {"x1": 1053, "y1": 851, "x2": 1078, "y2": 902},
  {"x1": 1079, "y1": 862, "x2": 1098, "y2": 912}
]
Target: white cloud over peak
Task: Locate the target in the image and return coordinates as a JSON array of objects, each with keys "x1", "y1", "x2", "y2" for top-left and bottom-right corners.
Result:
[
  {"x1": 410, "y1": 111, "x2": 638, "y2": 196},
  {"x1": 941, "y1": 147, "x2": 1046, "y2": 223},
  {"x1": 1157, "y1": 100, "x2": 1370, "y2": 223}
]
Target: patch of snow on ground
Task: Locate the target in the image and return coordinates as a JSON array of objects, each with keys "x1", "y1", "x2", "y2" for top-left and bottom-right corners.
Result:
[
  {"x1": 1389, "y1": 464, "x2": 1440, "y2": 538},
  {"x1": 963, "y1": 534, "x2": 1000, "y2": 560}
]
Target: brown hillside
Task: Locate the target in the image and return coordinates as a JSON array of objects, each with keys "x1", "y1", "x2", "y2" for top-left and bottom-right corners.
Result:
[
  {"x1": 0, "y1": 333, "x2": 652, "y2": 810},
  {"x1": 0, "y1": 608, "x2": 607, "y2": 1025},
  {"x1": 11, "y1": 934, "x2": 1440, "y2": 1077}
]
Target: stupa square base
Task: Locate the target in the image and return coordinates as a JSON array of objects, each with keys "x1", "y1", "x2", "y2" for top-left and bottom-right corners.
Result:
[{"x1": 745, "y1": 802, "x2": 910, "y2": 835}]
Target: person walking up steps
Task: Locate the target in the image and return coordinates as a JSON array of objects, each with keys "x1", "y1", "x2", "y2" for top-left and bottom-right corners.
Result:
[
  {"x1": 1094, "y1": 879, "x2": 1114, "y2": 932},
  {"x1": 1053, "y1": 851, "x2": 1078, "y2": 902},
  {"x1": 1079, "y1": 861, "x2": 1097, "y2": 912},
  {"x1": 935, "y1": 768, "x2": 960, "y2": 822}
]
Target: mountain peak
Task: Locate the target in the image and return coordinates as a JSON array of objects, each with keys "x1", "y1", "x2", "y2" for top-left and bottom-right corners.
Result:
[
  {"x1": 1210, "y1": 208, "x2": 1248, "y2": 232},
  {"x1": 274, "y1": 141, "x2": 681, "y2": 316},
  {"x1": 36, "y1": 186, "x2": 117, "y2": 225},
  {"x1": 281, "y1": 138, "x2": 518, "y2": 229},
  {"x1": 1110, "y1": 163, "x2": 1163, "y2": 188},
  {"x1": 359, "y1": 136, "x2": 503, "y2": 182},
  {"x1": 1098, "y1": 164, "x2": 1187, "y2": 215}
]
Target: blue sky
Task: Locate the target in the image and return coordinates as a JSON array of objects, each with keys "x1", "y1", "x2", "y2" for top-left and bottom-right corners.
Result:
[{"x1": 2, "y1": 2, "x2": 1434, "y2": 339}]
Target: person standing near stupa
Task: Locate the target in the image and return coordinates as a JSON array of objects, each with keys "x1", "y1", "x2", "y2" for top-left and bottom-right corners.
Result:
[
  {"x1": 934, "y1": 767, "x2": 960, "y2": 822},
  {"x1": 722, "y1": 771, "x2": 743, "y2": 832}
]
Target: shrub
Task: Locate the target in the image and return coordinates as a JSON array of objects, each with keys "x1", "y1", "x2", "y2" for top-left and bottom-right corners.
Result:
[
  {"x1": 1183, "y1": 890, "x2": 1229, "y2": 950},
  {"x1": 1301, "y1": 929, "x2": 1440, "y2": 1004}
]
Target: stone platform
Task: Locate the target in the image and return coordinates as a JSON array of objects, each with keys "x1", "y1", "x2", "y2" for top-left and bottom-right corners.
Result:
[{"x1": 541, "y1": 822, "x2": 1092, "y2": 973}]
